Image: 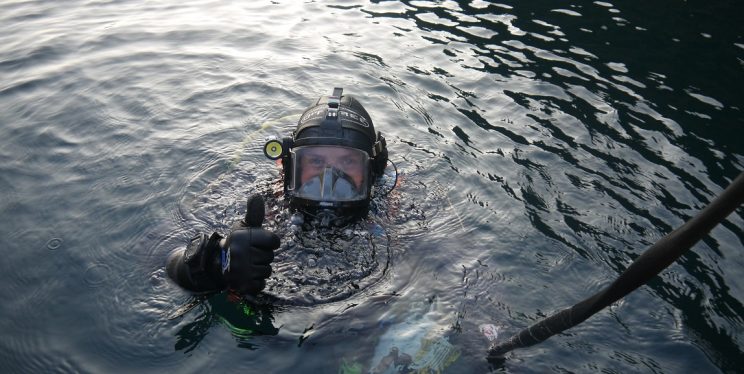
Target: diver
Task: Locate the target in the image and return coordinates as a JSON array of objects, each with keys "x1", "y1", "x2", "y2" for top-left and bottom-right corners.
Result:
[{"x1": 166, "y1": 87, "x2": 390, "y2": 295}]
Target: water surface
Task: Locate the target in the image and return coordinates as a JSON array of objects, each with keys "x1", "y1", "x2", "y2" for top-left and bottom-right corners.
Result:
[{"x1": 1, "y1": 1, "x2": 742, "y2": 373}]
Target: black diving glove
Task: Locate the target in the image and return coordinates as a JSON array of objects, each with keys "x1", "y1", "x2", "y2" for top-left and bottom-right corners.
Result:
[
  {"x1": 222, "y1": 194, "x2": 280, "y2": 295},
  {"x1": 221, "y1": 226, "x2": 279, "y2": 295},
  {"x1": 166, "y1": 195, "x2": 279, "y2": 296},
  {"x1": 166, "y1": 232, "x2": 226, "y2": 294}
]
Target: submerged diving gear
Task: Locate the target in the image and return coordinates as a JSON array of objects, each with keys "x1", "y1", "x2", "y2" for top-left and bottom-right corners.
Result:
[
  {"x1": 166, "y1": 195, "x2": 279, "y2": 296},
  {"x1": 263, "y1": 87, "x2": 388, "y2": 223}
]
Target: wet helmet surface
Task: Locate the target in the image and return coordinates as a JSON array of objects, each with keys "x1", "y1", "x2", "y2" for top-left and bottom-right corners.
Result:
[{"x1": 280, "y1": 88, "x2": 388, "y2": 224}]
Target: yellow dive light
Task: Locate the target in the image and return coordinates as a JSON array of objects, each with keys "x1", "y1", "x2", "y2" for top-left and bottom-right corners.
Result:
[{"x1": 263, "y1": 139, "x2": 284, "y2": 160}]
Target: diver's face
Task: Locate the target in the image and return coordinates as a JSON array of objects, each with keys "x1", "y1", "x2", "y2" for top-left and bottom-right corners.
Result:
[{"x1": 300, "y1": 146, "x2": 365, "y2": 189}]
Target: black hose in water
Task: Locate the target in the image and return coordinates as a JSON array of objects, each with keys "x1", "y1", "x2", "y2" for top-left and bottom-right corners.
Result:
[{"x1": 487, "y1": 172, "x2": 744, "y2": 359}]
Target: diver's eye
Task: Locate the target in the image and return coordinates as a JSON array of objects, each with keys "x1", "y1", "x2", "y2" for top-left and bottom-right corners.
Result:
[
  {"x1": 308, "y1": 156, "x2": 325, "y2": 167},
  {"x1": 341, "y1": 157, "x2": 360, "y2": 167}
]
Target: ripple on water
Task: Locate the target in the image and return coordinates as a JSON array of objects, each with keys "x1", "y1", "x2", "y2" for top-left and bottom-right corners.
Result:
[
  {"x1": 0, "y1": 0, "x2": 742, "y2": 372},
  {"x1": 0, "y1": 228, "x2": 96, "y2": 371}
]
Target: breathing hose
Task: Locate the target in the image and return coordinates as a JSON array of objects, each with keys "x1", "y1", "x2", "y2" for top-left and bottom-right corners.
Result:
[{"x1": 488, "y1": 172, "x2": 744, "y2": 359}]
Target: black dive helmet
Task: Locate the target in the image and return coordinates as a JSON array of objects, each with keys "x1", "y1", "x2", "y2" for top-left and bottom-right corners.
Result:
[{"x1": 264, "y1": 88, "x2": 388, "y2": 224}]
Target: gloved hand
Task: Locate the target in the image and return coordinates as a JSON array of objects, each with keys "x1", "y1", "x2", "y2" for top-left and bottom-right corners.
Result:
[
  {"x1": 166, "y1": 232, "x2": 226, "y2": 294},
  {"x1": 220, "y1": 226, "x2": 279, "y2": 295},
  {"x1": 166, "y1": 195, "x2": 279, "y2": 296}
]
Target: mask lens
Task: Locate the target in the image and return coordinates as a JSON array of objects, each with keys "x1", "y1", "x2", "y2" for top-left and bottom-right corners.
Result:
[
  {"x1": 290, "y1": 146, "x2": 369, "y2": 202},
  {"x1": 330, "y1": 174, "x2": 356, "y2": 199}
]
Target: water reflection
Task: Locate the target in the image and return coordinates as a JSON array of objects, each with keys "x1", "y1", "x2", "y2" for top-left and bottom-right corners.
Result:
[
  {"x1": 0, "y1": 0, "x2": 742, "y2": 373},
  {"x1": 174, "y1": 294, "x2": 280, "y2": 353},
  {"x1": 362, "y1": 1, "x2": 743, "y2": 372}
]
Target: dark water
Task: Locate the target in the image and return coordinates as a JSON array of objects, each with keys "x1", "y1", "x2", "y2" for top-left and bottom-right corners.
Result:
[{"x1": 1, "y1": 1, "x2": 743, "y2": 373}]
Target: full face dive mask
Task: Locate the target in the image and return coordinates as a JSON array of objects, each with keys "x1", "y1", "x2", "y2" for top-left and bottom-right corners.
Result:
[{"x1": 263, "y1": 87, "x2": 388, "y2": 224}]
